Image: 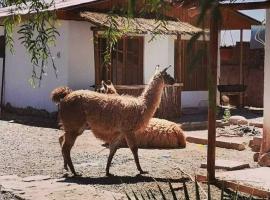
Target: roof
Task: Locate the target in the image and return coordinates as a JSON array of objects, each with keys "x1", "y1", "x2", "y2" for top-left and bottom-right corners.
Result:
[
  {"x1": 221, "y1": 8, "x2": 261, "y2": 30},
  {"x1": 0, "y1": 0, "x2": 99, "y2": 18},
  {"x1": 80, "y1": 11, "x2": 202, "y2": 35}
]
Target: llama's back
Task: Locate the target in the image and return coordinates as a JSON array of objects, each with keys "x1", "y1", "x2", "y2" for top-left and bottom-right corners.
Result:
[
  {"x1": 60, "y1": 90, "x2": 146, "y2": 133},
  {"x1": 136, "y1": 118, "x2": 186, "y2": 148}
]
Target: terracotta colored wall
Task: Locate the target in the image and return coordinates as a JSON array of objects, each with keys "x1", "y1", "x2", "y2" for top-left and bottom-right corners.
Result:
[{"x1": 220, "y1": 42, "x2": 264, "y2": 107}]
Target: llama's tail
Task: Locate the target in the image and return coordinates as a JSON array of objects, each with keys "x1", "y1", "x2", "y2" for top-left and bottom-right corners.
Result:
[{"x1": 51, "y1": 87, "x2": 73, "y2": 103}]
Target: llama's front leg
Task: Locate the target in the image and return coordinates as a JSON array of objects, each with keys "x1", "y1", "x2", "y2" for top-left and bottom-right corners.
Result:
[
  {"x1": 106, "y1": 134, "x2": 124, "y2": 176},
  {"x1": 125, "y1": 133, "x2": 147, "y2": 174},
  {"x1": 61, "y1": 133, "x2": 79, "y2": 176}
]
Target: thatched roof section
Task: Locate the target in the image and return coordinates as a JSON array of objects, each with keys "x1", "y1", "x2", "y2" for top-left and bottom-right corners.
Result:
[{"x1": 80, "y1": 12, "x2": 202, "y2": 35}]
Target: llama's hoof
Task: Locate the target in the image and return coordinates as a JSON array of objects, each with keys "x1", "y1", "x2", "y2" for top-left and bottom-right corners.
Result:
[
  {"x1": 64, "y1": 165, "x2": 68, "y2": 171},
  {"x1": 72, "y1": 172, "x2": 82, "y2": 177},
  {"x1": 139, "y1": 170, "x2": 148, "y2": 175},
  {"x1": 106, "y1": 172, "x2": 115, "y2": 177}
]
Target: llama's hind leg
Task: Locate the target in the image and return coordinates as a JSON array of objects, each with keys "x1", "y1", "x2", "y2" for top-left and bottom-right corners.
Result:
[
  {"x1": 59, "y1": 134, "x2": 68, "y2": 171},
  {"x1": 105, "y1": 134, "x2": 124, "y2": 176},
  {"x1": 61, "y1": 132, "x2": 79, "y2": 176},
  {"x1": 125, "y1": 133, "x2": 147, "y2": 175}
]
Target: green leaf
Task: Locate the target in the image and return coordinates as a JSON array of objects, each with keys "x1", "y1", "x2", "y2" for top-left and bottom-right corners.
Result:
[
  {"x1": 149, "y1": 189, "x2": 157, "y2": 200},
  {"x1": 183, "y1": 181, "x2": 190, "y2": 200},
  {"x1": 220, "y1": 182, "x2": 224, "y2": 200},
  {"x1": 156, "y1": 182, "x2": 167, "y2": 200},
  {"x1": 132, "y1": 189, "x2": 140, "y2": 200},
  {"x1": 168, "y1": 181, "x2": 177, "y2": 200},
  {"x1": 195, "y1": 176, "x2": 201, "y2": 200},
  {"x1": 125, "y1": 191, "x2": 132, "y2": 200}
]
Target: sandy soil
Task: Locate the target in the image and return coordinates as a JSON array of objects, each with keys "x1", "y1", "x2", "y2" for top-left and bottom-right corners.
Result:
[{"x1": 0, "y1": 118, "x2": 259, "y2": 199}]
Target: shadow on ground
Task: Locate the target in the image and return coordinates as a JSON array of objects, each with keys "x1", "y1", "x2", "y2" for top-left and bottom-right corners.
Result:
[{"x1": 59, "y1": 175, "x2": 189, "y2": 185}]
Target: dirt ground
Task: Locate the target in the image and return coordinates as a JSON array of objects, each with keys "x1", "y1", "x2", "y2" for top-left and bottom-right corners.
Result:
[{"x1": 0, "y1": 115, "x2": 260, "y2": 199}]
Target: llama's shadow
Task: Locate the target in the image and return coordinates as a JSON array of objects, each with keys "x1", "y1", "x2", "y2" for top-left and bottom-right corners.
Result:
[{"x1": 58, "y1": 175, "x2": 189, "y2": 185}]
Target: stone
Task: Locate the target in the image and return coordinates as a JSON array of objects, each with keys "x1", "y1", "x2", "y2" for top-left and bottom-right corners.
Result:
[
  {"x1": 0, "y1": 175, "x2": 125, "y2": 200},
  {"x1": 22, "y1": 175, "x2": 51, "y2": 182},
  {"x1": 229, "y1": 116, "x2": 248, "y2": 125},
  {"x1": 254, "y1": 152, "x2": 260, "y2": 162},
  {"x1": 249, "y1": 136, "x2": 262, "y2": 152},
  {"x1": 216, "y1": 167, "x2": 270, "y2": 198},
  {"x1": 258, "y1": 153, "x2": 270, "y2": 167},
  {"x1": 252, "y1": 145, "x2": 261, "y2": 152},
  {"x1": 186, "y1": 131, "x2": 246, "y2": 151},
  {"x1": 253, "y1": 136, "x2": 263, "y2": 147},
  {"x1": 200, "y1": 159, "x2": 250, "y2": 170}
]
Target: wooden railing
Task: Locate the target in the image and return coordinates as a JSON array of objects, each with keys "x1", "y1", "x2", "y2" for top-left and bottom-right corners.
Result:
[{"x1": 115, "y1": 83, "x2": 183, "y2": 119}]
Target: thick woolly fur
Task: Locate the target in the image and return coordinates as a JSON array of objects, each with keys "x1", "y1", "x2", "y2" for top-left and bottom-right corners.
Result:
[
  {"x1": 98, "y1": 81, "x2": 186, "y2": 149},
  {"x1": 51, "y1": 68, "x2": 174, "y2": 176}
]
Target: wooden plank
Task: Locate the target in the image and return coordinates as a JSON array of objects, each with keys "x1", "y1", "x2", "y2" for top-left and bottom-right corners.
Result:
[
  {"x1": 207, "y1": 16, "x2": 219, "y2": 182},
  {"x1": 239, "y1": 29, "x2": 245, "y2": 107},
  {"x1": 196, "y1": 174, "x2": 270, "y2": 198},
  {"x1": 201, "y1": 159, "x2": 250, "y2": 170}
]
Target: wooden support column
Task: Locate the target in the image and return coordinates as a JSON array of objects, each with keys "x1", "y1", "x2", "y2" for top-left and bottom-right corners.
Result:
[
  {"x1": 174, "y1": 34, "x2": 182, "y2": 83},
  {"x1": 207, "y1": 15, "x2": 219, "y2": 182},
  {"x1": 239, "y1": 29, "x2": 244, "y2": 107},
  {"x1": 259, "y1": 9, "x2": 270, "y2": 165}
]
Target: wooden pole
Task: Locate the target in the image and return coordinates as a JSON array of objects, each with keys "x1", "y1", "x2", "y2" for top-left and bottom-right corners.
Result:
[
  {"x1": 175, "y1": 34, "x2": 182, "y2": 83},
  {"x1": 207, "y1": 15, "x2": 219, "y2": 182},
  {"x1": 239, "y1": 29, "x2": 244, "y2": 107}
]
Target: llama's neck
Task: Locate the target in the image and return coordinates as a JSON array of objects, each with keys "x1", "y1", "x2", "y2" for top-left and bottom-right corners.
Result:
[{"x1": 141, "y1": 77, "x2": 164, "y2": 119}]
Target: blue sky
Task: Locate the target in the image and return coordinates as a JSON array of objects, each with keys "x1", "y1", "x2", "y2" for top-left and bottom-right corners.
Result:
[{"x1": 221, "y1": 9, "x2": 266, "y2": 46}]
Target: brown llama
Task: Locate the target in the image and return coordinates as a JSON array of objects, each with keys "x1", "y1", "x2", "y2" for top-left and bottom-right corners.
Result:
[
  {"x1": 51, "y1": 66, "x2": 174, "y2": 176},
  {"x1": 98, "y1": 80, "x2": 186, "y2": 148}
]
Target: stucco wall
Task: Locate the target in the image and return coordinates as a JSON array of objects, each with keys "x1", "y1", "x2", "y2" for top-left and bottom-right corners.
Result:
[
  {"x1": 181, "y1": 91, "x2": 208, "y2": 108},
  {"x1": 4, "y1": 21, "x2": 69, "y2": 112},
  {"x1": 67, "y1": 21, "x2": 95, "y2": 90},
  {"x1": 143, "y1": 34, "x2": 175, "y2": 83},
  {"x1": 3, "y1": 20, "x2": 96, "y2": 112}
]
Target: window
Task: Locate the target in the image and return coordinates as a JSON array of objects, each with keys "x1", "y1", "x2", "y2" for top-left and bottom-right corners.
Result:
[{"x1": 94, "y1": 34, "x2": 144, "y2": 85}]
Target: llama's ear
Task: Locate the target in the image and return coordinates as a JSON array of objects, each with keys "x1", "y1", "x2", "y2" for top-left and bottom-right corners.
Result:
[
  {"x1": 101, "y1": 80, "x2": 105, "y2": 86},
  {"x1": 103, "y1": 82, "x2": 108, "y2": 90},
  {"x1": 155, "y1": 65, "x2": 160, "y2": 73},
  {"x1": 107, "y1": 80, "x2": 112, "y2": 85},
  {"x1": 161, "y1": 65, "x2": 172, "y2": 73}
]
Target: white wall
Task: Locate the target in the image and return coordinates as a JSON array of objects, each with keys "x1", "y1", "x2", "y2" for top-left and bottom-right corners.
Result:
[
  {"x1": 261, "y1": 9, "x2": 270, "y2": 154},
  {"x1": 67, "y1": 21, "x2": 95, "y2": 90},
  {"x1": 4, "y1": 21, "x2": 69, "y2": 112},
  {"x1": 181, "y1": 91, "x2": 208, "y2": 108},
  {"x1": 143, "y1": 34, "x2": 174, "y2": 83},
  {"x1": 3, "y1": 20, "x2": 96, "y2": 112}
]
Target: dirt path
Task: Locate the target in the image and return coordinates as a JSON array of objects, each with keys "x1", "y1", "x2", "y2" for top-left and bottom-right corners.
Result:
[{"x1": 0, "y1": 120, "x2": 258, "y2": 199}]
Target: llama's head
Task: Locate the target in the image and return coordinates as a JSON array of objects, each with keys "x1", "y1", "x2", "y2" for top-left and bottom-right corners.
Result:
[
  {"x1": 153, "y1": 65, "x2": 175, "y2": 85},
  {"x1": 98, "y1": 80, "x2": 118, "y2": 94}
]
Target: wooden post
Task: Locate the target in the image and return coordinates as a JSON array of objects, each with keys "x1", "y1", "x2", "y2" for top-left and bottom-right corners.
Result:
[
  {"x1": 174, "y1": 34, "x2": 182, "y2": 83},
  {"x1": 207, "y1": 15, "x2": 219, "y2": 182},
  {"x1": 259, "y1": 9, "x2": 270, "y2": 163},
  {"x1": 239, "y1": 29, "x2": 244, "y2": 107}
]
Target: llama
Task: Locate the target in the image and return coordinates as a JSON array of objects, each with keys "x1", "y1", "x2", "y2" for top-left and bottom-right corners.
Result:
[
  {"x1": 51, "y1": 66, "x2": 174, "y2": 176},
  {"x1": 98, "y1": 80, "x2": 186, "y2": 148}
]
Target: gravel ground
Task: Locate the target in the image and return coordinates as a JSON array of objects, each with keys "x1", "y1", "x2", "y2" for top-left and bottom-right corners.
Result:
[{"x1": 0, "y1": 118, "x2": 260, "y2": 199}]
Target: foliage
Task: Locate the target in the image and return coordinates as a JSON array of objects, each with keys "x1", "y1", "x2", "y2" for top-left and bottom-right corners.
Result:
[
  {"x1": 222, "y1": 108, "x2": 231, "y2": 122},
  {"x1": 124, "y1": 177, "x2": 259, "y2": 200},
  {"x1": 2, "y1": 0, "x2": 58, "y2": 87},
  {"x1": 100, "y1": 0, "x2": 170, "y2": 79}
]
